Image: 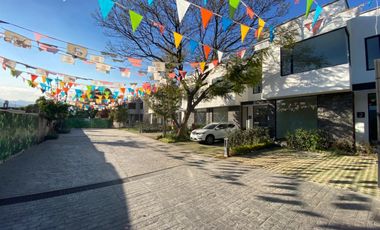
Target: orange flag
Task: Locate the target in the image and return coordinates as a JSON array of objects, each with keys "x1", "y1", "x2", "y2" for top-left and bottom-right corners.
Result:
[
  {"x1": 203, "y1": 45, "x2": 212, "y2": 60},
  {"x1": 190, "y1": 62, "x2": 199, "y2": 68},
  {"x1": 212, "y1": 59, "x2": 218, "y2": 67},
  {"x1": 246, "y1": 7, "x2": 254, "y2": 19},
  {"x1": 173, "y1": 32, "x2": 183, "y2": 48},
  {"x1": 241, "y1": 24, "x2": 250, "y2": 43},
  {"x1": 120, "y1": 87, "x2": 126, "y2": 94},
  {"x1": 200, "y1": 8, "x2": 213, "y2": 29}
]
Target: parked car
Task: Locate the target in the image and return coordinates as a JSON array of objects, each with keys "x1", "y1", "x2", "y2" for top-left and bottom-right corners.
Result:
[{"x1": 190, "y1": 123, "x2": 238, "y2": 144}]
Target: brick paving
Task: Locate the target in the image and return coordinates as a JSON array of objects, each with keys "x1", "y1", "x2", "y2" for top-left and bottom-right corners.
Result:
[{"x1": 0, "y1": 129, "x2": 379, "y2": 229}]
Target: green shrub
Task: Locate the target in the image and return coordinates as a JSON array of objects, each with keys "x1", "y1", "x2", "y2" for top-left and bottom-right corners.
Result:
[
  {"x1": 356, "y1": 142, "x2": 375, "y2": 155},
  {"x1": 156, "y1": 133, "x2": 189, "y2": 143},
  {"x1": 286, "y1": 129, "x2": 331, "y2": 152},
  {"x1": 231, "y1": 143, "x2": 273, "y2": 156},
  {"x1": 227, "y1": 127, "x2": 272, "y2": 148},
  {"x1": 331, "y1": 138, "x2": 355, "y2": 155}
]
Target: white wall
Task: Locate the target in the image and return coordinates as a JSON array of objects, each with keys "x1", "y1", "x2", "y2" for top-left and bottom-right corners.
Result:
[
  {"x1": 354, "y1": 89, "x2": 375, "y2": 143},
  {"x1": 261, "y1": 0, "x2": 359, "y2": 99},
  {"x1": 347, "y1": 10, "x2": 380, "y2": 85}
]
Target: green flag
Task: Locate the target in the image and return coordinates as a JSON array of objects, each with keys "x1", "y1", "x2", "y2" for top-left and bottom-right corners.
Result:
[
  {"x1": 229, "y1": 0, "x2": 240, "y2": 18},
  {"x1": 305, "y1": 0, "x2": 314, "y2": 18},
  {"x1": 129, "y1": 10, "x2": 143, "y2": 32}
]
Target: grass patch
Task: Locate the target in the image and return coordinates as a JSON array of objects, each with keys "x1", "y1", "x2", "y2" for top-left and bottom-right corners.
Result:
[{"x1": 232, "y1": 148, "x2": 379, "y2": 197}]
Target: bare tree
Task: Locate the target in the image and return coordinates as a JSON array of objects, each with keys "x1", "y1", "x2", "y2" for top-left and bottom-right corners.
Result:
[{"x1": 95, "y1": 0, "x2": 289, "y2": 137}]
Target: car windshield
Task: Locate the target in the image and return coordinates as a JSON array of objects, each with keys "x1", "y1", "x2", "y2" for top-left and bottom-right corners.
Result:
[{"x1": 203, "y1": 124, "x2": 218, "y2": 129}]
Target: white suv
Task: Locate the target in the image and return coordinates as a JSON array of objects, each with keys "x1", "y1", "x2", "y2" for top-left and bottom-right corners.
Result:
[{"x1": 190, "y1": 123, "x2": 237, "y2": 145}]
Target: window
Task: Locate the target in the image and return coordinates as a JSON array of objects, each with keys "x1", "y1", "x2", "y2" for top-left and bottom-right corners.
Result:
[
  {"x1": 217, "y1": 124, "x2": 228, "y2": 129},
  {"x1": 276, "y1": 96, "x2": 318, "y2": 138},
  {"x1": 228, "y1": 124, "x2": 235, "y2": 128},
  {"x1": 281, "y1": 28, "x2": 349, "y2": 76},
  {"x1": 252, "y1": 84, "x2": 262, "y2": 94},
  {"x1": 365, "y1": 35, "x2": 380, "y2": 70},
  {"x1": 212, "y1": 108, "x2": 228, "y2": 122},
  {"x1": 128, "y1": 103, "x2": 136, "y2": 109}
]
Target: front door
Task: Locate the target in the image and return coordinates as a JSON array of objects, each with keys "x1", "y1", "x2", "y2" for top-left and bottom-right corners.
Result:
[{"x1": 368, "y1": 93, "x2": 378, "y2": 143}]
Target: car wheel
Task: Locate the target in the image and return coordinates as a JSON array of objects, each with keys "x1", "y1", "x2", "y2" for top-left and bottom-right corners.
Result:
[{"x1": 205, "y1": 135, "x2": 215, "y2": 145}]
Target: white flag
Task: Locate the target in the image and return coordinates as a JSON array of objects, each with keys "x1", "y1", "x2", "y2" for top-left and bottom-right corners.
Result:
[
  {"x1": 176, "y1": 0, "x2": 191, "y2": 23},
  {"x1": 217, "y1": 51, "x2": 223, "y2": 63},
  {"x1": 147, "y1": 66, "x2": 157, "y2": 73},
  {"x1": 152, "y1": 61, "x2": 166, "y2": 72},
  {"x1": 96, "y1": 63, "x2": 111, "y2": 74},
  {"x1": 61, "y1": 55, "x2": 75, "y2": 64},
  {"x1": 90, "y1": 55, "x2": 105, "y2": 63}
]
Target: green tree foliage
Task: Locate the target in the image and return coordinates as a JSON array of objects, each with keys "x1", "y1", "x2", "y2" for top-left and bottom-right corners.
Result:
[
  {"x1": 96, "y1": 0, "x2": 290, "y2": 137},
  {"x1": 145, "y1": 82, "x2": 182, "y2": 136},
  {"x1": 110, "y1": 105, "x2": 129, "y2": 125}
]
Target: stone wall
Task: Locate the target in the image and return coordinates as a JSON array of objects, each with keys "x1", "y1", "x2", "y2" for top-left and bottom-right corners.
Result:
[
  {"x1": 317, "y1": 92, "x2": 354, "y2": 141},
  {"x1": 0, "y1": 110, "x2": 49, "y2": 161}
]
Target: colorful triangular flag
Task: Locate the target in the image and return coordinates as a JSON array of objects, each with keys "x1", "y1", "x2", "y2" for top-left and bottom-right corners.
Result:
[
  {"x1": 129, "y1": 10, "x2": 143, "y2": 32},
  {"x1": 305, "y1": 0, "x2": 314, "y2": 19},
  {"x1": 174, "y1": 32, "x2": 183, "y2": 49},
  {"x1": 217, "y1": 51, "x2": 223, "y2": 63},
  {"x1": 176, "y1": 0, "x2": 191, "y2": 23},
  {"x1": 312, "y1": 5, "x2": 322, "y2": 28},
  {"x1": 98, "y1": 0, "x2": 115, "y2": 19},
  {"x1": 203, "y1": 45, "x2": 212, "y2": 60},
  {"x1": 200, "y1": 8, "x2": 213, "y2": 29},
  {"x1": 241, "y1": 24, "x2": 250, "y2": 43},
  {"x1": 189, "y1": 39, "x2": 198, "y2": 53},
  {"x1": 222, "y1": 17, "x2": 233, "y2": 31},
  {"x1": 246, "y1": 7, "x2": 254, "y2": 19}
]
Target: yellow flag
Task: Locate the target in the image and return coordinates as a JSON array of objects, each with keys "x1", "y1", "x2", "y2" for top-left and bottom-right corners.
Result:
[
  {"x1": 240, "y1": 24, "x2": 250, "y2": 43},
  {"x1": 257, "y1": 18, "x2": 265, "y2": 38},
  {"x1": 41, "y1": 75, "x2": 46, "y2": 83},
  {"x1": 173, "y1": 32, "x2": 183, "y2": 49},
  {"x1": 199, "y1": 62, "x2": 206, "y2": 72}
]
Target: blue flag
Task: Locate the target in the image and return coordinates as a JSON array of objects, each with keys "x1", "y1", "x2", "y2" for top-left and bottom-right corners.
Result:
[
  {"x1": 269, "y1": 26, "x2": 275, "y2": 43},
  {"x1": 222, "y1": 17, "x2": 233, "y2": 31},
  {"x1": 98, "y1": 0, "x2": 115, "y2": 19},
  {"x1": 312, "y1": 5, "x2": 322, "y2": 28},
  {"x1": 189, "y1": 40, "x2": 198, "y2": 53},
  {"x1": 148, "y1": 0, "x2": 154, "y2": 5}
]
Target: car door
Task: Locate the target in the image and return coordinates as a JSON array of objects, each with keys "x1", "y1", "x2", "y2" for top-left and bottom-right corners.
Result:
[{"x1": 215, "y1": 124, "x2": 228, "y2": 139}]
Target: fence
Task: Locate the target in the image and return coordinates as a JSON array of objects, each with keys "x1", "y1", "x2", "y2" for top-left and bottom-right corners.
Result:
[
  {"x1": 0, "y1": 110, "x2": 49, "y2": 161},
  {"x1": 64, "y1": 118, "x2": 112, "y2": 129}
]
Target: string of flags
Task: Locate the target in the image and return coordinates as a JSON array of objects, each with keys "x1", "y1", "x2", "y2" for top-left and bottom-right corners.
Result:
[{"x1": 1, "y1": 55, "x2": 156, "y2": 107}]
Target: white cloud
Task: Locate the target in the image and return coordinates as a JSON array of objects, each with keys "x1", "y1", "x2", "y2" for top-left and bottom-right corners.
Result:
[{"x1": 0, "y1": 86, "x2": 41, "y2": 103}]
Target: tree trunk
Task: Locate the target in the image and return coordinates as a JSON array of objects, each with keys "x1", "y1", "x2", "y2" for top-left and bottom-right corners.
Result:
[
  {"x1": 163, "y1": 116, "x2": 167, "y2": 137},
  {"x1": 176, "y1": 109, "x2": 192, "y2": 138}
]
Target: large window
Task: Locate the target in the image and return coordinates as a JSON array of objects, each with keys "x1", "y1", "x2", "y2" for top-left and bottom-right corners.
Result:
[
  {"x1": 281, "y1": 28, "x2": 349, "y2": 76},
  {"x1": 212, "y1": 107, "x2": 228, "y2": 123},
  {"x1": 276, "y1": 96, "x2": 318, "y2": 138},
  {"x1": 365, "y1": 35, "x2": 380, "y2": 70}
]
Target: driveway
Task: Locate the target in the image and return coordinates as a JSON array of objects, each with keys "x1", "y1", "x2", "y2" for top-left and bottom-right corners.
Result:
[{"x1": 0, "y1": 129, "x2": 379, "y2": 229}]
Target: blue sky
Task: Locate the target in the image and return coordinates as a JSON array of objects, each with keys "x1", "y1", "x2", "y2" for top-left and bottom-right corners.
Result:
[{"x1": 0, "y1": 0, "x2": 371, "y2": 105}]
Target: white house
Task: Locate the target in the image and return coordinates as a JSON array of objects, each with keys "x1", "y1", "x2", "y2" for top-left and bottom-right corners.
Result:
[{"x1": 147, "y1": 0, "x2": 379, "y2": 144}]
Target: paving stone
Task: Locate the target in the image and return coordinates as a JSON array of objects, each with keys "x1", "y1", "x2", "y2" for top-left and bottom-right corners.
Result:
[{"x1": 0, "y1": 129, "x2": 379, "y2": 229}]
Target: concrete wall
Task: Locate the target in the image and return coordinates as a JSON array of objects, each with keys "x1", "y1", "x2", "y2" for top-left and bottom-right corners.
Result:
[
  {"x1": 317, "y1": 92, "x2": 354, "y2": 141},
  {"x1": 347, "y1": 10, "x2": 380, "y2": 85},
  {"x1": 261, "y1": 0, "x2": 359, "y2": 100}
]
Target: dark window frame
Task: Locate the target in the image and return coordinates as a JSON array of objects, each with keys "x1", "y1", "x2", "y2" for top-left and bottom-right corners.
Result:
[
  {"x1": 365, "y1": 34, "x2": 380, "y2": 71},
  {"x1": 280, "y1": 28, "x2": 349, "y2": 76}
]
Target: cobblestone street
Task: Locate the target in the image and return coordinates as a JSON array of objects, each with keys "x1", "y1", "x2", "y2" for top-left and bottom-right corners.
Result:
[{"x1": 0, "y1": 129, "x2": 379, "y2": 229}]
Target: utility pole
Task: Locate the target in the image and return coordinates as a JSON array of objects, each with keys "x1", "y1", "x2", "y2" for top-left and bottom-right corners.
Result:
[{"x1": 375, "y1": 59, "x2": 380, "y2": 188}]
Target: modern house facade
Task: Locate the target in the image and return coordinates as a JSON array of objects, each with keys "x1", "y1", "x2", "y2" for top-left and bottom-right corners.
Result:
[{"x1": 147, "y1": 0, "x2": 379, "y2": 144}]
